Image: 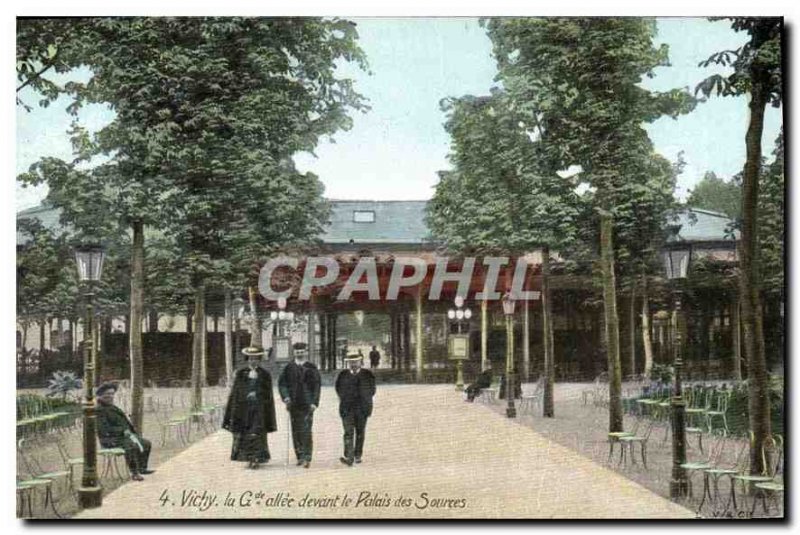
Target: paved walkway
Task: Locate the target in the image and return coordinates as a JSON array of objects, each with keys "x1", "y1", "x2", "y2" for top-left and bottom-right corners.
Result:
[{"x1": 77, "y1": 385, "x2": 693, "y2": 519}]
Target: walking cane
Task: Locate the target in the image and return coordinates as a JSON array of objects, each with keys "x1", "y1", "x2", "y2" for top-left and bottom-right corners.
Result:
[{"x1": 285, "y1": 406, "x2": 292, "y2": 474}]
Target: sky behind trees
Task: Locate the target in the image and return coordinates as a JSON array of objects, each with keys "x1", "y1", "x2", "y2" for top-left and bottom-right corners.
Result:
[{"x1": 16, "y1": 17, "x2": 783, "y2": 211}]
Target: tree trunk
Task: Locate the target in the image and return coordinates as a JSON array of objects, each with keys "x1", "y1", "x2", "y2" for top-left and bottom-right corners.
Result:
[
  {"x1": 39, "y1": 318, "x2": 46, "y2": 352},
  {"x1": 740, "y1": 78, "x2": 771, "y2": 474},
  {"x1": 148, "y1": 310, "x2": 159, "y2": 333},
  {"x1": 200, "y1": 289, "x2": 208, "y2": 386},
  {"x1": 641, "y1": 275, "x2": 654, "y2": 378},
  {"x1": 541, "y1": 246, "x2": 556, "y2": 417},
  {"x1": 224, "y1": 291, "x2": 233, "y2": 387},
  {"x1": 732, "y1": 293, "x2": 742, "y2": 381},
  {"x1": 600, "y1": 212, "x2": 624, "y2": 433},
  {"x1": 67, "y1": 318, "x2": 74, "y2": 356},
  {"x1": 247, "y1": 286, "x2": 262, "y2": 350},
  {"x1": 129, "y1": 219, "x2": 145, "y2": 432},
  {"x1": 628, "y1": 286, "x2": 636, "y2": 377},
  {"x1": 191, "y1": 284, "x2": 204, "y2": 412}
]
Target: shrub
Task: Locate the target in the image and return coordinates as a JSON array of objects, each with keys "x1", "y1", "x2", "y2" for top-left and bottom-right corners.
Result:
[{"x1": 46, "y1": 370, "x2": 82, "y2": 401}]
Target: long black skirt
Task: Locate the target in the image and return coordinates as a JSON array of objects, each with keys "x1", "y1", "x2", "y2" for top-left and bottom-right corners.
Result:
[
  {"x1": 230, "y1": 400, "x2": 271, "y2": 463},
  {"x1": 230, "y1": 432, "x2": 270, "y2": 463}
]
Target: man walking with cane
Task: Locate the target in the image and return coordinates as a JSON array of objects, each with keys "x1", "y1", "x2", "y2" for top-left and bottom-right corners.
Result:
[
  {"x1": 278, "y1": 342, "x2": 320, "y2": 469},
  {"x1": 336, "y1": 354, "x2": 376, "y2": 466}
]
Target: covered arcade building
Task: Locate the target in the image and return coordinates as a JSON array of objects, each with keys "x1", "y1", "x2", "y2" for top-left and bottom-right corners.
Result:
[
  {"x1": 17, "y1": 200, "x2": 756, "y2": 385},
  {"x1": 258, "y1": 201, "x2": 748, "y2": 383}
]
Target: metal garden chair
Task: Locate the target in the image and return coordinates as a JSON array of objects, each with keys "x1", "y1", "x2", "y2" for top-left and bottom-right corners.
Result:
[
  {"x1": 730, "y1": 433, "x2": 782, "y2": 516},
  {"x1": 705, "y1": 389, "x2": 732, "y2": 435},
  {"x1": 16, "y1": 438, "x2": 64, "y2": 518},
  {"x1": 618, "y1": 418, "x2": 657, "y2": 469}
]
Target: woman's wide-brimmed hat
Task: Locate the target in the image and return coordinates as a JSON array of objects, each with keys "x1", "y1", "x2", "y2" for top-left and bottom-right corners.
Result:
[{"x1": 241, "y1": 346, "x2": 265, "y2": 359}]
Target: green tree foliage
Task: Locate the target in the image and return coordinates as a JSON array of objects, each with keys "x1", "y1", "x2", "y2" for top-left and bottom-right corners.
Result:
[
  {"x1": 18, "y1": 17, "x2": 366, "y2": 421},
  {"x1": 427, "y1": 94, "x2": 580, "y2": 255},
  {"x1": 695, "y1": 17, "x2": 782, "y2": 476},
  {"x1": 483, "y1": 17, "x2": 695, "y2": 432},
  {"x1": 427, "y1": 93, "x2": 581, "y2": 417},
  {"x1": 687, "y1": 171, "x2": 742, "y2": 220},
  {"x1": 759, "y1": 131, "x2": 783, "y2": 296}
]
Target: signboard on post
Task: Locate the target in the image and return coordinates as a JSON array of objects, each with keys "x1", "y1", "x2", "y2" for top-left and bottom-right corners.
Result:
[
  {"x1": 273, "y1": 336, "x2": 292, "y2": 362},
  {"x1": 448, "y1": 333, "x2": 470, "y2": 360}
]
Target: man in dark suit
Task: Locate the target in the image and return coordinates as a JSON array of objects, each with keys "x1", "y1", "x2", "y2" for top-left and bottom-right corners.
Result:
[
  {"x1": 335, "y1": 354, "x2": 376, "y2": 466},
  {"x1": 95, "y1": 382, "x2": 154, "y2": 481},
  {"x1": 278, "y1": 342, "x2": 321, "y2": 468},
  {"x1": 369, "y1": 345, "x2": 381, "y2": 369},
  {"x1": 465, "y1": 366, "x2": 493, "y2": 402}
]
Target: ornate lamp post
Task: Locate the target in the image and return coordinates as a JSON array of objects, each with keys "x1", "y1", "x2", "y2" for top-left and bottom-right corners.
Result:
[
  {"x1": 270, "y1": 297, "x2": 294, "y2": 362},
  {"x1": 502, "y1": 291, "x2": 516, "y2": 418},
  {"x1": 74, "y1": 244, "x2": 105, "y2": 509},
  {"x1": 662, "y1": 231, "x2": 693, "y2": 500},
  {"x1": 232, "y1": 297, "x2": 245, "y2": 363},
  {"x1": 447, "y1": 295, "x2": 472, "y2": 390}
]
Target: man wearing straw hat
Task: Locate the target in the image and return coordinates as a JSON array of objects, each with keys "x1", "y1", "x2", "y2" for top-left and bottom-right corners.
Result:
[
  {"x1": 335, "y1": 354, "x2": 376, "y2": 466},
  {"x1": 222, "y1": 346, "x2": 278, "y2": 469},
  {"x1": 278, "y1": 342, "x2": 321, "y2": 469}
]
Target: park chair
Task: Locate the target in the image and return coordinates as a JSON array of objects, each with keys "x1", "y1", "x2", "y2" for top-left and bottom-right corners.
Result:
[
  {"x1": 16, "y1": 478, "x2": 35, "y2": 518},
  {"x1": 637, "y1": 382, "x2": 668, "y2": 419},
  {"x1": 155, "y1": 406, "x2": 189, "y2": 446},
  {"x1": 53, "y1": 431, "x2": 85, "y2": 495},
  {"x1": 732, "y1": 433, "x2": 783, "y2": 516},
  {"x1": 679, "y1": 432, "x2": 727, "y2": 505},
  {"x1": 16, "y1": 438, "x2": 65, "y2": 518},
  {"x1": 581, "y1": 372, "x2": 607, "y2": 406},
  {"x1": 186, "y1": 404, "x2": 217, "y2": 441},
  {"x1": 705, "y1": 389, "x2": 732, "y2": 435},
  {"x1": 686, "y1": 384, "x2": 713, "y2": 424},
  {"x1": 518, "y1": 377, "x2": 544, "y2": 415},
  {"x1": 477, "y1": 377, "x2": 500, "y2": 404},
  {"x1": 619, "y1": 418, "x2": 657, "y2": 469},
  {"x1": 98, "y1": 444, "x2": 129, "y2": 482},
  {"x1": 699, "y1": 436, "x2": 749, "y2": 514},
  {"x1": 750, "y1": 434, "x2": 784, "y2": 517},
  {"x1": 606, "y1": 419, "x2": 640, "y2": 465},
  {"x1": 622, "y1": 375, "x2": 648, "y2": 414}
]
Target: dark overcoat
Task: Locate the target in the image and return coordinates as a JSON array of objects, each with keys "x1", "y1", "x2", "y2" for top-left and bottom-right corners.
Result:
[
  {"x1": 222, "y1": 367, "x2": 278, "y2": 434},
  {"x1": 96, "y1": 403, "x2": 137, "y2": 447},
  {"x1": 335, "y1": 369, "x2": 376, "y2": 418},
  {"x1": 278, "y1": 361, "x2": 321, "y2": 409}
]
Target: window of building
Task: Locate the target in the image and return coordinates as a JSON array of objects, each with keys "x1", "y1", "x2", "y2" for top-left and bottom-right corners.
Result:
[{"x1": 353, "y1": 210, "x2": 375, "y2": 223}]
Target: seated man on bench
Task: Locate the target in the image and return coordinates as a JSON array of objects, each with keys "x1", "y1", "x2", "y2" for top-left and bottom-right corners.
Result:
[
  {"x1": 465, "y1": 367, "x2": 493, "y2": 402},
  {"x1": 95, "y1": 382, "x2": 154, "y2": 481}
]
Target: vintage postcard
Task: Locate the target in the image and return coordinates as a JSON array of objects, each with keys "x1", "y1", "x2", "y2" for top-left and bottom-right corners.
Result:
[{"x1": 15, "y1": 14, "x2": 784, "y2": 520}]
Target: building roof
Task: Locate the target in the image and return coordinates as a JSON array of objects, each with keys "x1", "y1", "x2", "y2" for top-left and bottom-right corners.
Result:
[
  {"x1": 17, "y1": 201, "x2": 738, "y2": 248},
  {"x1": 16, "y1": 202, "x2": 64, "y2": 245},
  {"x1": 666, "y1": 208, "x2": 739, "y2": 243},
  {"x1": 321, "y1": 200, "x2": 432, "y2": 245}
]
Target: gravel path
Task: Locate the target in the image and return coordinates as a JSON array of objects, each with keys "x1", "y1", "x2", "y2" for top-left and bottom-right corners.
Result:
[{"x1": 77, "y1": 384, "x2": 693, "y2": 519}]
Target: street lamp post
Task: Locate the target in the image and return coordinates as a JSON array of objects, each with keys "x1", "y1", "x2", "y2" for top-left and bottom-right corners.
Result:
[
  {"x1": 447, "y1": 295, "x2": 472, "y2": 391},
  {"x1": 663, "y1": 235, "x2": 692, "y2": 500},
  {"x1": 270, "y1": 297, "x2": 294, "y2": 362},
  {"x1": 502, "y1": 291, "x2": 516, "y2": 418},
  {"x1": 74, "y1": 244, "x2": 106, "y2": 509},
  {"x1": 233, "y1": 297, "x2": 245, "y2": 365}
]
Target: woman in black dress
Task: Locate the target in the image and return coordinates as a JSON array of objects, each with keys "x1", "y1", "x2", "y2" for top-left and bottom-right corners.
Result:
[{"x1": 222, "y1": 347, "x2": 278, "y2": 468}]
